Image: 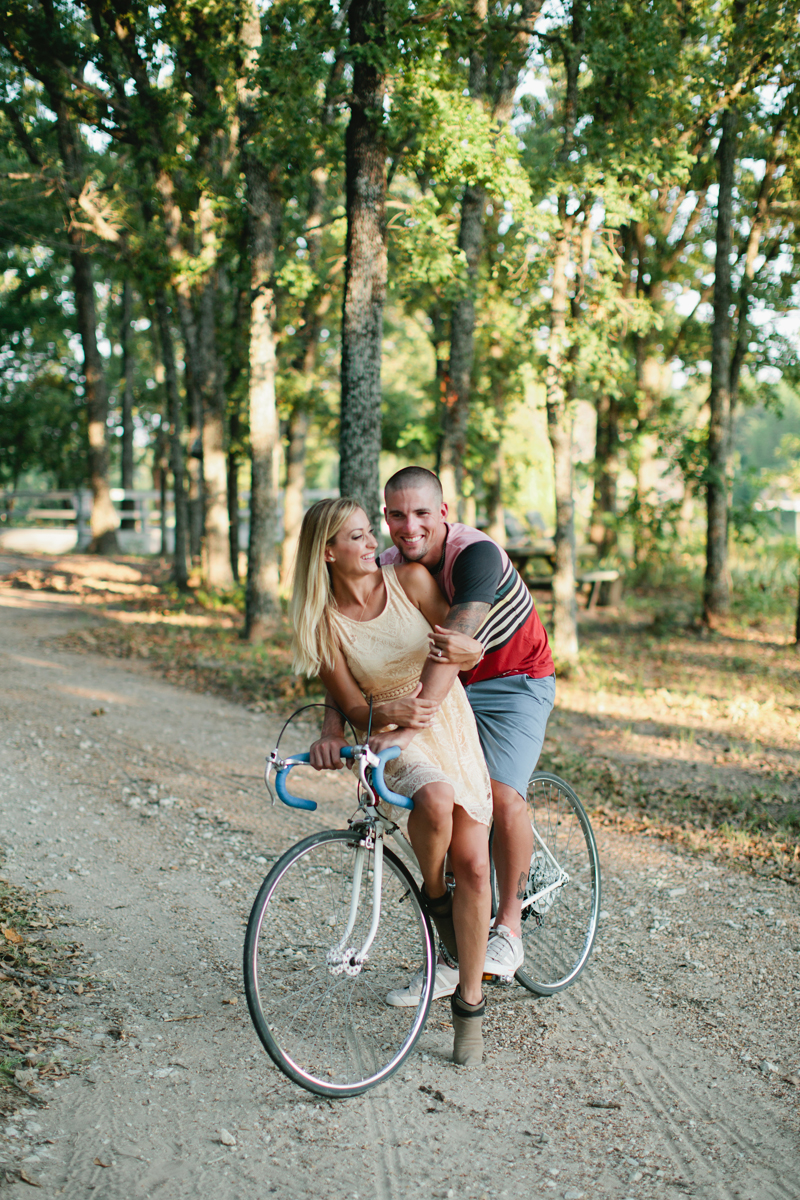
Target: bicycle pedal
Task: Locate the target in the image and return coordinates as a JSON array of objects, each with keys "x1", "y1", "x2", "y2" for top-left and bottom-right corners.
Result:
[{"x1": 483, "y1": 972, "x2": 514, "y2": 986}]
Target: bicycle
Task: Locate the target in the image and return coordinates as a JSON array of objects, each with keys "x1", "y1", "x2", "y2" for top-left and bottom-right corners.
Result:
[{"x1": 243, "y1": 742, "x2": 600, "y2": 1098}]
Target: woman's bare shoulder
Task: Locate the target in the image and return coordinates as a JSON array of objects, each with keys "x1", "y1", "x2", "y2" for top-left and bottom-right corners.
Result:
[{"x1": 394, "y1": 560, "x2": 436, "y2": 599}]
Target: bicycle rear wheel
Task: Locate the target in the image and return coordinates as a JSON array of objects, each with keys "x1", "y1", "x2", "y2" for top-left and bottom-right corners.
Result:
[
  {"x1": 244, "y1": 828, "x2": 435, "y2": 1097},
  {"x1": 491, "y1": 772, "x2": 601, "y2": 995}
]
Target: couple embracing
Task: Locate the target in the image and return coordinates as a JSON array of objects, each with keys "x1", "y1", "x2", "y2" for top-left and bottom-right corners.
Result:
[{"x1": 289, "y1": 466, "x2": 555, "y2": 1067}]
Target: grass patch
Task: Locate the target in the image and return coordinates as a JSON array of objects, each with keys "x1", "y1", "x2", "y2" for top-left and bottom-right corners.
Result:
[
  {"x1": 0, "y1": 877, "x2": 88, "y2": 1110},
  {"x1": 58, "y1": 616, "x2": 318, "y2": 712},
  {"x1": 547, "y1": 559, "x2": 799, "y2": 885}
]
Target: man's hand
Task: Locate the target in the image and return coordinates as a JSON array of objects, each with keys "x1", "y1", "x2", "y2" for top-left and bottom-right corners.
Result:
[
  {"x1": 380, "y1": 682, "x2": 440, "y2": 729},
  {"x1": 309, "y1": 736, "x2": 350, "y2": 771},
  {"x1": 427, "y1": 625, "x2": 484, "y2": 669},
  {"x1": 369, "y1": 726, "x2": 415, "y2": 756}
]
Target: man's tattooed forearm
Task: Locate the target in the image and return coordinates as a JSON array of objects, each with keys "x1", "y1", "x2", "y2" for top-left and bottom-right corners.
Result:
[{"x1": 447, "y1": 602, "x2": 491, "y2": 637}]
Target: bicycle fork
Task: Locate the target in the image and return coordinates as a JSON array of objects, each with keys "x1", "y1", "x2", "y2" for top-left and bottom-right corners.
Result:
[{"x1": 326, "y1": 829, "x2": 384, "y2": 977}]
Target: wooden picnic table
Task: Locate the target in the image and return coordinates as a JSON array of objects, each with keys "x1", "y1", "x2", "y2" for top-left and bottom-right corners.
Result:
[
  {"x1": 505, "y1": 539, "x2": 558, "y2": 572},
  {"x1": 505, "y1": 541, "x2": 621, "y2": 608}
]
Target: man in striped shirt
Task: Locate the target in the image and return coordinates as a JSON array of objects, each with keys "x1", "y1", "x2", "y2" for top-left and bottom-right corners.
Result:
[{"x1": 311, "y1": 466, "x2": 555, "y2": 995}]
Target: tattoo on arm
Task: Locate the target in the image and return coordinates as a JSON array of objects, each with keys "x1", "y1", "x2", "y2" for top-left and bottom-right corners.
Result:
[
  {"x1": 516, "y1": 871, "x2": 528, "y2": 900},
  {"x1": 446, "y1": 601, "x2": 491, "y2": 637}
]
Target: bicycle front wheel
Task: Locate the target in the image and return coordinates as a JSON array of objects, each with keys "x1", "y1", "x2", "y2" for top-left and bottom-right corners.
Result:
[
  {"x1": 492, "y1": 772, "x2": 601, "y2": 995},
  {"x1": 244, "y1": 828, "x2": 435, "y2": 1097}
]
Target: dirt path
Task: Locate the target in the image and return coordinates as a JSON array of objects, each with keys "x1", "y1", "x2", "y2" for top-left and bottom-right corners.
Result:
[{"x1": 0, "y1": 585, "x2": 798, "y2": 1200}]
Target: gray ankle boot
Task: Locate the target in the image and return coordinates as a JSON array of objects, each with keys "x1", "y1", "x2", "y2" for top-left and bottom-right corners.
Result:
[{"x1": 451, "y1": 987, "x2": 485, "y2": 1067}]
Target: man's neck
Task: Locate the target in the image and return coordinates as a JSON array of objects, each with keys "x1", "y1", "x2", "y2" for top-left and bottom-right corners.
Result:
[{"x1": 422, "y1": 524, "x2": 449, "y2": 574}]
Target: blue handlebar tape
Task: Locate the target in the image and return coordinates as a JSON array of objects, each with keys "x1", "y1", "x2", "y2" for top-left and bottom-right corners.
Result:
[
  {"x1": 274, "y1": 753, "x2": 316, "y2": 810},
  {"x1": 274, "y1": 747, "x2": 414, "y2": 811}
]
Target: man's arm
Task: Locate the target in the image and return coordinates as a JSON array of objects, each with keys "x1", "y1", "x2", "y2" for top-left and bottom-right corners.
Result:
[
  {"x1": 417, "y1": 601, "x2": 490, "y2": 696},
  {"x1": 368, "y1": 599, "x2": 490, "y2": 754}
]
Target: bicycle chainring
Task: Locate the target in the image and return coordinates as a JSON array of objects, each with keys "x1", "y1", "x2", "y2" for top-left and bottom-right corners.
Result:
[{"x1": 520, "y1": 851, "x2": 559, "y2": 923}]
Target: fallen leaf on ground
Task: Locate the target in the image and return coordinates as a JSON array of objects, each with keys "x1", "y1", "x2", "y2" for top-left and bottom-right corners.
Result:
[
  {"x1": 93, "y1": 1157, "x2": 112, "y2": 1168},
  {"x1": 18, "y1": 1169, "x2": 41, "y2": 1187},
  {"x1": 3, "y1": 927, "x2": 24, "y2": 944}
]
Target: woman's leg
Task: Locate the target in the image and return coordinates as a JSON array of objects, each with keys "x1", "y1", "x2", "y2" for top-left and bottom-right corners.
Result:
[
  {"x1": 406, "y1": 783, "x2": 455, "y2": 899},
  {"x1": 447, "y1": 807, "x2": 491, "y2": 1005}
]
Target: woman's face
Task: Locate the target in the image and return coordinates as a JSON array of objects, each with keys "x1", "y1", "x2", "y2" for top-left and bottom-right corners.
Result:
[{"x1": 325, "y1": 509, "x2": 379, "y2": 576}]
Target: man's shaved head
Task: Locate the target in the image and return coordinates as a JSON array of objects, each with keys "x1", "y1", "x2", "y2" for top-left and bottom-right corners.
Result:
[{"x1": 384, "y1": 466, "x2": 443, "y2": 503}]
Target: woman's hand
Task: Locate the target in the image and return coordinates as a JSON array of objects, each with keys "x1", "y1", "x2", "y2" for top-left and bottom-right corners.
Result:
[
  {"x1": 369, "y1": 726, "x2": 416, "y2": 756},
  {"x1": 309, "y1": 735, "x2": 350, "y2": 770},
  {"x1": 379, "y1": 682, "x2": 440, "y2": 729},
  {"x1": 427, "y1": 626, "x2": 484, "y2": 669}
]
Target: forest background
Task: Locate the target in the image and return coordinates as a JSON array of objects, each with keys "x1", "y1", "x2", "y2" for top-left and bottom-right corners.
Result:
[{"x1": 1, "y1": 0, "x2": 800, "y2": 668}]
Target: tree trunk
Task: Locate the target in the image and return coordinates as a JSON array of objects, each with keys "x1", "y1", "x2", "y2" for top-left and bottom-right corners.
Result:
[
  {"x1": 544, "y1": 1, "x2": 583, "y2": 665},
  {"x1": 485, "y1": 373, "x2": 507, "y2": 545},
  {"x1": 69, "y1": 247, "x2": 118, "y2": 553},
  {"x1": 589, "y1": 391, "x2": 619, "y2": 559},
  {"x1": 243, "y1": 153, "x2": 282, "y2": 640},
  {"x1": 119, "y1": 280, "x2": 136, "y2": 530},
  {"x1": 547, "y1": 377, "x2": 579, "y2": 662},
  {"x1": 52, "y1": 100, "x2": 118, "y2": 555},
  {"x1": 154, "y1": 292, "x2": 189, "y2": 588},
  {"x1": 281, "y1": 404, "x2": 310, "y2": 590},
  {"x1": 440, "y1": 184, "x2": 485, "y2": 514},
  {"x1": 439, "y1": 0, "x2": 542, "y2": 515},
  {"x1": 155, "y1": 420, "x2": 168, "y2": 556},
  {"x1": 339, "y1": 0, "x2": 387, "y2": 530},
  {"x1": 198, "y1": 267, "x2": 232, "y2": 588},
  {"x1": 228, "y1": 447, "x2": 240, "y2": 584},
  {"x1": 546, "y1": 211, "x2": 578, "y2": 663},
  {"x1": 278, "y1": 69, "x2": 337, "y2": 584},
  {"x1": 704, "y1": 107, "x2": 737, "y2": 624},
  {"x1": 154, "y1": 170, "x2": 205, "y2": 560}
]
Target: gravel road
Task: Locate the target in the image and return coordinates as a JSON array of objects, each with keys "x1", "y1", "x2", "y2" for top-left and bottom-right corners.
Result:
[{"x1": 0, "y1": 581, "x2": 798, "y2": 1200}]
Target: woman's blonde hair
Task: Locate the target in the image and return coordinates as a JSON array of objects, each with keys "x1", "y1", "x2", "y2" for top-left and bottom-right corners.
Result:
[{"x1": 289, "y1": 497, "x2": 363, "y2": 676}]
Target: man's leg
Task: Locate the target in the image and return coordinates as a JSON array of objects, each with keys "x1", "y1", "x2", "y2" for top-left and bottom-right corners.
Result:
[
  {"x1": 463, "y1": 674, "x2": 556, "y2": 973},
  {"x1": 488, "y1": 779, "x2": 532, "y2": 937}
]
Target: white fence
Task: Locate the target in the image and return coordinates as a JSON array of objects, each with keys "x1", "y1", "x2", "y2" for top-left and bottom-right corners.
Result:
[{"x1": 0, "y1": 487, "x2": 337, "y2": 556}]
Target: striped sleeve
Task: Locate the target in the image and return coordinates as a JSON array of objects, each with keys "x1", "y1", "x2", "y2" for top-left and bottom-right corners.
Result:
[{"x1": 473, "y1": 559, "x2": 534, "y2": 653}]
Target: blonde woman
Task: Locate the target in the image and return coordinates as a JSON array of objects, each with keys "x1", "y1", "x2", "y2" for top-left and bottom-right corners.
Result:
[{"x1": 290, "y1": 498, "x2": 492, "y2": 1067}]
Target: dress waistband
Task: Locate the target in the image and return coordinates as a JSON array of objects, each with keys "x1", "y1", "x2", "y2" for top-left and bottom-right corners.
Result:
[{"x1": 368, "y1": 678, "x2": 420, "y2": 703}]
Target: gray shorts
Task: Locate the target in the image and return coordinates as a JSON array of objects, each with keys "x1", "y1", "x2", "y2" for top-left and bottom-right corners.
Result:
[{"x1": 464, "y1": 673, "x2": 556, "y2": 799}]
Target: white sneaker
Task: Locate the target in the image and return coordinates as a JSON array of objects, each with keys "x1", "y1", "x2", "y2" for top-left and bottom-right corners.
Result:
[
  {"x1": 385, "y1": 963, "x2": 459, "y2": 1008},
  {"x1": 483, "y1": 925, "x2": 524, "y2": 977}
]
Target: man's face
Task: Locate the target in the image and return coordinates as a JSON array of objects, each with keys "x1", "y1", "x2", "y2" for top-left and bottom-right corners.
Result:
[{"x1": 383, "y1": 485, "x2": 448, "y2": 567}]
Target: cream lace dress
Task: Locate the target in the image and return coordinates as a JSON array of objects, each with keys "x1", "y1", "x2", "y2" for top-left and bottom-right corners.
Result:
[{"x1": 329, "y1": 565, "x2": 492, "y2": 826}]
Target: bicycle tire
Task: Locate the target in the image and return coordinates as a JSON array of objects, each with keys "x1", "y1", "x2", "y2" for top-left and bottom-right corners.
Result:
[
  {"x1": 243, "y1": 828, "x2": 435, "y2": 1097},
  {"x1": 490, "y1": 772, "x2": 601, "y2": 995}
]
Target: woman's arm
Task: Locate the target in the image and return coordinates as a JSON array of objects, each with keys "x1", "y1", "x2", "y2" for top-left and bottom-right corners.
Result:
[{"x1": 318, "y1": 651, "x2": 437, "y2": 737}]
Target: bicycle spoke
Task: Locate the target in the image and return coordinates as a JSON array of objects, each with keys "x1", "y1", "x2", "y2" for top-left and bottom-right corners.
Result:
[
  {"x1": 493, "y1": 773, "x2": 600, "y2": 995},
  {"x1": 244, "y1": 830, "x2": 434, "y2": 1096}
]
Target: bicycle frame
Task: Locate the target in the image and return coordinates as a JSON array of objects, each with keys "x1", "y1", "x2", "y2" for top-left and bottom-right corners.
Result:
[
  {"x1": 266, "y1": 742, "x2": 572, "y2": 937},
  {"x1": 267, "y1": 743, "x2": 410, "y2": 977}
]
